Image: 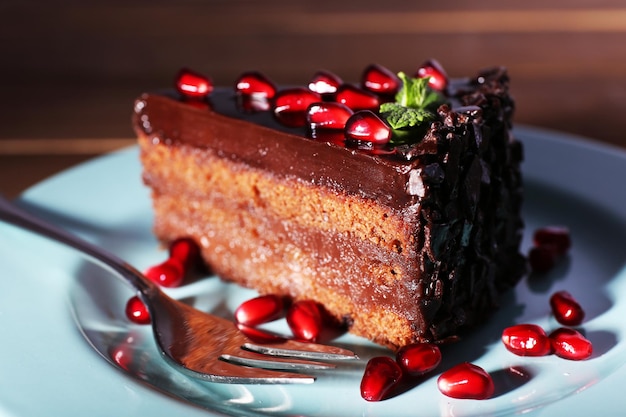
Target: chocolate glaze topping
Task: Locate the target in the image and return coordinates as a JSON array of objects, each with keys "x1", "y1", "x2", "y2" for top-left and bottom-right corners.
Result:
[
  {"x1": 135, "y1": 93, "x2": 427, "y2": 212},
  {"x1": 134, "y1": 69, "x2": 509, "y2": 213}
]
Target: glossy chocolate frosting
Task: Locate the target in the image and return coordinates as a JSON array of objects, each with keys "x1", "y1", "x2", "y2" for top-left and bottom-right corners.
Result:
[{"x1": 134, "y1": 91, "x2": 434, "y2": 213}]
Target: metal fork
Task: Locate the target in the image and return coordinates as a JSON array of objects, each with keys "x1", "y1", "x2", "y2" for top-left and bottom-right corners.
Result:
[{"x1": 0, "y1": 194, "x2": 357, "y2": 384}]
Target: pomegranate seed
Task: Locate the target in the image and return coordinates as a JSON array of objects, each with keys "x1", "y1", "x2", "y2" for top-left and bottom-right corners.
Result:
[
  {"x1": 360, "y1": 356, "x2": 403, "y2": 402},
  {"x1": 533, "y1": 226, "x2": 571, "y2": 256},
  {"x1": 175, "y1": 68, "x2": 213, "y2": 98},
  {"x1": 111, "y1": 346, "x2": 132, "y2": 370},
  {"x1": 125, "y1": 296, "x2": 151, "y2": 325},
  {"x1": 306, "y1": 102, "x2": 354, "y2": 130},
  {"x1": 306, "y1": 102, "x2": 353, "y2": 144},
  {"x1": 335, "y1": 84, "x2": 380, "y2": 111},
  {"x1": 415, "y1": 59, "x2": 449, "y2": 91},
  {"x1": 169, "y1": 237, "x2": 200, "y2": 269},
  {"x1": 308, "y1": 70, "x2": 343, "y2": 95},
  {"x1": 528, "y1": 245, "x2": 558, "y2": 273},
  {"x1": 344, "y1": 110, "x2": 392, "y2": 145},
  {"x1": 110, "y1": 337, "x2": 135, "y2": 371},
  {"x1": 235, "y1": 71, "x2": 277, "y2": 98},
  {"x1": 273, "y1": 88, "x2": 322, "y2": 128},
  {"x1": 396, "y1": 343, "x2": 441, "y2": 377},
  {"x1": 286, "y1": 300, "x2": 322, "y2": 342},
  {"x1": 235, "y1": 71, "x2": 277, "y2": 112},
  {"x1": 550, "y1": 290, "x2": 585, "y2": 326},
  {"x1": 234, "y1": 294, "x2": 285, "y2": 326},
  {"x1": 237, "y1": 94, "x2": 272, "y2": 112},
  {"x1": 144, "y1": 258, "x2": 185, "y2": 287},
  {"x1": 236, "y1": 323, "x2": 287, "y2": 344},
  {"x1": 549, "y1": 327, "x2": 593, "y2": 360},
  {"x1": 361, "y1": 64, "x2": 400, "y2": 96},
  {"x1": 502, "y1": 324, "x2": 552, "y2": 356},
  {"x1": 437, "y1": 362, "x2": 494, "y2": 400}
]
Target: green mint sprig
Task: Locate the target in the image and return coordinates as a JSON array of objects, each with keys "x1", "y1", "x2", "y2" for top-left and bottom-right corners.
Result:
[{"x1": 379, "y1": 72, "x2": 444, "y2": 144}]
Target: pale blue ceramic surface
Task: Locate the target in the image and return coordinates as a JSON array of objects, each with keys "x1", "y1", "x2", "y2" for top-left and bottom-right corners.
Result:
[{"x1": 1, "y1": 126, "x2": 625, "y2": 416}]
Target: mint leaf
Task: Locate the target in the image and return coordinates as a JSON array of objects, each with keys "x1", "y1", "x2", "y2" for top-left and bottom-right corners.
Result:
[
  {"x1": 395, "y1": 72, "x2": 441, "y2": 110},
  {"x1": 380, "y1": 102, "x2": 433, "y2": 129},
  {"x1": 378, "y1": 72, "x2": 445, "y2": 145}
]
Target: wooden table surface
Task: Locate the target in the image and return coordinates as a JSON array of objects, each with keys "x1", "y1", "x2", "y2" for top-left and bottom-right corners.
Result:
[{"x1": 2, "y1": 1, "x2": 626, "y2": 198}]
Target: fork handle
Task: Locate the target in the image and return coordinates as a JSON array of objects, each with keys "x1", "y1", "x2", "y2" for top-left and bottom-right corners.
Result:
[{"x1": 0, "y1": 194, "x2": 157, "y2": 295}]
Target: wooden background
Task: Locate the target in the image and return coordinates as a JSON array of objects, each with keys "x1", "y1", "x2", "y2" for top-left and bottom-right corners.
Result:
[{"x1": 1, "y1": 1, "x2": 626, "y2": 197}]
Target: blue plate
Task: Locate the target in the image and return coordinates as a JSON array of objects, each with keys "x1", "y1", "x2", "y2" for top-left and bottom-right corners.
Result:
[{"x1": 1, "y1": 126, "x2": 625, "y2": 416}]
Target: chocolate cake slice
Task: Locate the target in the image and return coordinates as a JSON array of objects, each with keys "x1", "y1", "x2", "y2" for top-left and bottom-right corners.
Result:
[{"x1": 134, "y1": 63, "x2": 525, "y2": 349}]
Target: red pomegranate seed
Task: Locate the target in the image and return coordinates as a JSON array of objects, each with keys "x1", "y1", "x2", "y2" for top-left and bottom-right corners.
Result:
[
  {"x1": 235, "y1": 71, "x2": 277, "y2": 98},
  {"x1": 144, "y1": 258, "x2": 185, "y2": 287},
  {"x1": 234, "y1": 294, "x2": 285, "y2": 327},
  {"x1": 110, "y1": 336, "x2": 136, "y2": 371},
  {"x1": 237, "y1": 94, "x2": 272, "y2": 112},
  {"x1": 169, "y1": 237, "x2": 200, "y2": 269},
  {"x1": 306, "y1": 102, "x2": 354, "y2": 130},
  {"x1": 286, "y1": 300, "x2": 322, "y2": 342},
  {"x1": 533, "y1": 226, "x2": 571, "y2": 256},
  {"x1": 550, "y1": 290, "x2": 585, "y2": 326},
  {"x1": 360, "y1": 356, "x2": 403, "y2": 402},
  {"x1": 125, "y1": 296, "x2": 151, "y2": 325},
  {"x1": 344, "y1": 110, "x2": 392, "y2": 145},
  {"x1": 437, "y1": 362, "x2": 494, "y2": 400},
  {"x1": 235, "y1": 71, "x2": 277, "y2": 112},
  {"x1": 396, "y1": 343, "x2": 442, "y2": 377},
  {"x1": 236, "y1": 323, "x2": 287, "y2": 344},
  {"x1": 306, "y1": 102, "x2": 352, "y2": 144},
  {"x1": 175, "y1": 68, "x2": 213, "y2": 98},
  {"x1": 111, "y1": 345, "x2": 132, "y2": 370},
  {"x1": 273, "y1": 88, "x2": 322, "y2": 128},
  {"x1": 361, "y1": 64, "x2": 400, "y2": 96},
  {"x1": 415, "y1": 59, "x2": 449, "y2": 91},
  {"x1": 501, "y1": 323, "x2": 552, "y2": 356},
  {"x1": 549, "y1": 327, "x2": 593, "y2": 360},
  {"x1": 528, "y1": 245, "x2": 558, "y2": 273},
  {"x1": 308, "y1": 70, "x2": 343, "y2": 95},
  {"x1": 335, "y1": 84, "x2": 381, "y2": 111}
]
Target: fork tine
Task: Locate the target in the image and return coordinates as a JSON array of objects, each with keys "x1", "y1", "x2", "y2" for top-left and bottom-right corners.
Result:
[
  {"x1": 221, "y1": 350, "x2": 335, "y2": 371},
  {"x1": 242, "y1": 341, "x2": 359, "y2": 361},
  {"x1": 176, "y1": 356, "x2": 317, "y2": 384}
]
